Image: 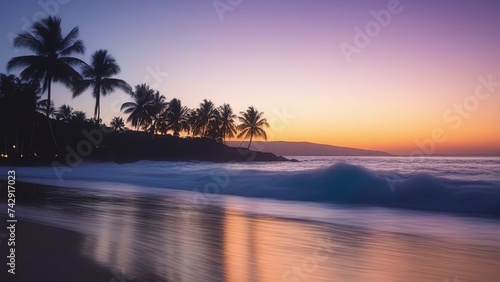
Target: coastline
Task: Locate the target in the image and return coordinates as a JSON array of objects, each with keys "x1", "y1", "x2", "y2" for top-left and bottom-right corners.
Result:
[
  {"x1": 1, "y1": 113, "x2": 294, "y2": 165},
  {"x1": 1, "y1": 130, "x2": 295, "y2": 166}
]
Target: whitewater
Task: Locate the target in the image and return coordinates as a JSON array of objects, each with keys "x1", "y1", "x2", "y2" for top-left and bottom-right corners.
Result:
[
  {"x1": 8, "y1": 156, "x2": 500, "y2": 214},
  {"x1": 2, "y1": 156, "x2": 500, "y2": 281},
  {"x1": 3, "y1": 156, "x2": 500, "y2": 239}
]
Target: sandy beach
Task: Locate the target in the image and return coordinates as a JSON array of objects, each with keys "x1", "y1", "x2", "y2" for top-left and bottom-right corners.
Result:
[
  {"x1": 0, "y1": 216, "x2": 114, "y2": 282},
  {"x1": 1, "y1": 180, "x2": 500, "y2": 281}
]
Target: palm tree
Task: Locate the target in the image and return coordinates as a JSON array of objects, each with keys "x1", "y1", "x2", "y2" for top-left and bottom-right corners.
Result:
[
  {"x1": 0, "y1": 74, "x2": 19, "y2": 97},
  {"x1": 55, "y1": 104, "x2": 73, "y2": 122},
  {"x1": 218, "y1": 103, "x2": 237, "y2": 143},
  {"x1": 186, "y1": 109, "x2": 198, "y2": 137},
  {"x1": 194, "y1": 99, "x2": 217, "y2": 137},
  {"x1": 0, "y1": 74, "x2": 40, "y2": 157},
  {"x1": 110, "y1": 116, "x2": 125, "y2": 132},
  {"x1": 237, "y1": 106, "x2": 270, "y2": 148},
  {"x1": 0, "y1": 74, "x2": 20, "y2": 156},
  {"x1": 72, "y1": 49, "x2": 131, "y2": 124},
  {"x1": 207, "y1": 115, "x2": 223, "y2": 142},
  {"x1": 7, "y1": 16, "x2": 85, "y2": 147},
  {"x1": 165, "y1": 98, "x2": 190, "y2": 136},
  {"x1": 71, "y1": 111, "x2": 87, "y2": 123},
  {"x1": 121, "y1": 84, "x2": 155, "y2": 130},
  {"x1": 35, "y1": 99, "x2": 55, "y2": 117},
  {"x1": 147, "y1": 91, "x2": 166, "y2": 134}
]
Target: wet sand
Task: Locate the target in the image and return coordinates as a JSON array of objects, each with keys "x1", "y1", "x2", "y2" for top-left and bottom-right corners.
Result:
[
  {"x1": 1, "y1": 181, "x2": 500, "y2": 281},
  {"x1": 0, "y1": 217, "x2": 114, "y2": 282}
]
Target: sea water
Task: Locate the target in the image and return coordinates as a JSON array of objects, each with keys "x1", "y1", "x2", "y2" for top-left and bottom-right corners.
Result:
[{"x1": 1, "y1": 156, "x2": 500, "y2": 281}]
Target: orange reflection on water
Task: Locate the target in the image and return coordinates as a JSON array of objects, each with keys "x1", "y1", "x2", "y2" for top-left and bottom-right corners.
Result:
[{"x1": 76, "y1": 194, "x2": 500, "y2": 282}]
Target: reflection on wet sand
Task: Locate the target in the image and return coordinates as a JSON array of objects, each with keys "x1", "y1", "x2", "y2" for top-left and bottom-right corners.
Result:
[{"x1": 69, "y1": 191, "x2": 500, "y2": 282}]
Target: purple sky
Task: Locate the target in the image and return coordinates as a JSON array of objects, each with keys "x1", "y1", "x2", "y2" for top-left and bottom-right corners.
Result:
[{"x1": 2, "y1": 0, "x2": 500, "y2": 154}]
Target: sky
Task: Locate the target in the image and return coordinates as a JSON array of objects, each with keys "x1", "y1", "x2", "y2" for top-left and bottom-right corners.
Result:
[{"x1": 1, "y1": 0, "x2": 500, "y2": 155}]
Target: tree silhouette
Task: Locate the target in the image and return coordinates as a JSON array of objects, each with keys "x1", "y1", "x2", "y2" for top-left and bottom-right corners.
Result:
[
  {"x1": 237, "y1": 106, "x2": 269, "y2": 148},
  {"x1": 71, "y1": 111, "x2": 88, "y2": 123},
  {"x1": 0, "y1": 74, "x2": 20, "y2": 156},
  {"x1": 194, "y1": 99, "x2": 217, "y2": 138},
  {"x1": 72, "y1": 49, "x2": 131, "y2": 124},
  {"x1": 207, "y1": 115, "x2": 223, "y2": 142},
  {"x1": 35, "y1": 99, "x2": 55, "y2": 118},
  {"x1": 110, "y1": 116, "x2": 126, "y2": 132},
  {"x1": 55, "y1": 104, "x2": 74, "y2": 122},
  {"x1": 7, "y1": 16, "x2": 85, "y2": 148},
  {"x1": 218, "y1": 103, "x2": 237, "y2": 143},
  {"x1": 0, "y1": 74, "x2": 40, "y2": 157},
  {"x1": 165, "y1": 98, "x2": 190, "y2": 136},
  {"x1": 121, "y1": 84, "x2": 156, "y2": 130},
  {"x1": 147, "y1": 91, "x2": 166, "y2": 135},
  {"x1": 186, "y1": 109, "x2": 198, "y2": 137}
]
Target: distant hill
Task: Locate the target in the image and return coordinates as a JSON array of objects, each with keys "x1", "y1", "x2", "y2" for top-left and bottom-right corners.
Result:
[{"x1": 226, "y1": 141, "x2": 392, "y2": 156}]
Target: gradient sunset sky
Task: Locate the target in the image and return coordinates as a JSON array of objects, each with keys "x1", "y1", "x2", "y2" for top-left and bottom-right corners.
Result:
[{"x1": 1, "y1": 0, "x2": 500, "y2": 155}]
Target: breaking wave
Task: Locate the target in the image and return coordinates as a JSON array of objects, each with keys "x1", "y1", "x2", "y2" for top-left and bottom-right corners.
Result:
[{"x1": 5, "y1": 161, "x2": 500, "y2": 216}]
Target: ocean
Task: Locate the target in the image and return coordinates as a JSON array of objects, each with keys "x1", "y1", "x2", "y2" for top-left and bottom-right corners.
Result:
[{"x1": 2, "y1": 156, "x2": 500, "y2": 281}]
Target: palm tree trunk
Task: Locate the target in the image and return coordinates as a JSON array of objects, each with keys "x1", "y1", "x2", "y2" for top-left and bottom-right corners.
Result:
[
  {"x1": 150, "y1": 120, "x2": 156, "y2": 139},
  {"x1": 46, "y1": 80, "x2": 58, "y2": 151},
  {"x1": 94, "y1": 92, "x2": 100, "y2": 125},
  {"x1": 247, "y1": 133, "x2": 253, "y2": 149}
]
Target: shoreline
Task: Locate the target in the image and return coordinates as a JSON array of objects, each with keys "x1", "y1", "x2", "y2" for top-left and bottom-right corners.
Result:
[
  {"x1": 1, "y1": 180, "x2": 500, "y2": 281},
  {"x1": 0, "y1": 155, "x2": 297, "y2": 167}
]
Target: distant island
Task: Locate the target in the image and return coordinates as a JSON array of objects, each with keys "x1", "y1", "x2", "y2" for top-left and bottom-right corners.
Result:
[{"x1": 227, "y1": 141, "x2": 392, "y2": 156}]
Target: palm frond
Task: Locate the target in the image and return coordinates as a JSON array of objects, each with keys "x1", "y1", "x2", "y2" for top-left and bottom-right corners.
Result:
[
  {"x1": 59, "y1": 26, "x2": 80, "y2": 50},
  {"x1": 121, "y1": 102, "x2": 137, "y2": 111},
  {"x1": 59, "y1": 56, "x2": 86, "y2": 67},
  {"x1": 7, "y1": 56, "x2": 45, "y2": 72},
  {"x1": 12, "y1": 32, "x2": 45, "y2": 54},
  {"x1": 71, "y1": 79, "x2": 93, "y2": 97},
  {"x1": 100, "y1": 78, "x2": 131, "y2": 96}
]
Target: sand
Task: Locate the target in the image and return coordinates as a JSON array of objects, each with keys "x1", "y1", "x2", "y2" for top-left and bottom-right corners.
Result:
[
  {"x1": 0, "y1": 216, "x2": 115, "y2": 282},
  {"x1": 1, "y1": 181, "x2": 500, "y2": 281}
]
